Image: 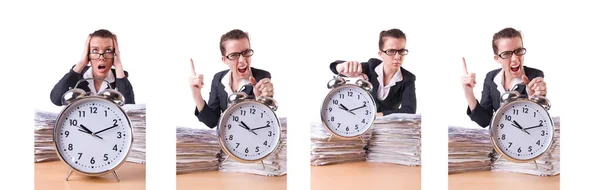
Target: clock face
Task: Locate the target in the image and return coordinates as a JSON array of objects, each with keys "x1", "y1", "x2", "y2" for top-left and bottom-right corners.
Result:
[
  {"x1": 54, "y1": 97, "x2": 133, "y2": 174},
  {"x1": 321, "y1": 85, "x2": 376, "y2": 137},
  {"x1": 491, "y1": 100, "x2": 553, "y2": 161},
  {"x1": 219, "y1": 101, "x2": 281, "y2": 161}
]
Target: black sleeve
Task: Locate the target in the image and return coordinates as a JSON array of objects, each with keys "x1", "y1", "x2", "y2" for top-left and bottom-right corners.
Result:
[
  {"x1": 194, "y1": 76, "x2": 222, "y2": 129},
  {"x1": 115, "y1": 71, "x2": 135, "y2": 104},
  {"x1": 329, "y1": 60, "x2": 369, "y2": 76},
  {"x1": 50, "y1": 68, "x2": 83, "y2": 106},
  {"x1": 467, "y1": 79, "x2": 495, "y2": 128},
  {"x1": 382, "y1": 80, "x2": 417, "y2": 115}
]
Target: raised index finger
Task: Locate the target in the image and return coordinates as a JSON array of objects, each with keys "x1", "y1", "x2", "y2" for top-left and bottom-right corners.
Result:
[
  {"x1": 462, "y1": 57, "x2": 469, "y2": 74},
  {"x1": 190, "y1": 58, "x2": 197, "y2": 75}
]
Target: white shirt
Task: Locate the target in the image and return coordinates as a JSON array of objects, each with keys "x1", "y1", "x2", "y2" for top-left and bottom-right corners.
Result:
[
  {"x1": 83, "y1": 68, "x2": 115, "y2": 94},
  {"x1": 375, "y1": 64, "x2": 403, "y2": 100},
  {"x1": 493, "y1": 69, "x2": 523, "y2": 94},
  {"x1": 221, "y1": 71, "x2": 251, "y2": 96}
]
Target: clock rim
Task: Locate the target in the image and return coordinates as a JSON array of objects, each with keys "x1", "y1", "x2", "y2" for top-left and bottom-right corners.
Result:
[
  {"x1": 320, "y1": 84, "x2": 377, "y2": 139},
  {"x1": 490, "y1": 99, "x2": 555, "y2": 163},
  {"x1": 52, "y1": 96, "x2": 134, "y2": 176},
  {"x1": 217, "y1": 100, "x2": 282, "y2": 163}
]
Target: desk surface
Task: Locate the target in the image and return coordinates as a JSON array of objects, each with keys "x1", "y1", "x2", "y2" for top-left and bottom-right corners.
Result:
[
  {"x1": 448, "y1": 171, "x2": 559, "y2": 190},
  {"x1": 177, "y1": 171, "x2": 287, "y2": 190},
  {"x1": 35, "y1": 161, "x2": 146, "y2": 190},
  {"x1": 311, "y1": 162, "x2": 421, "y2": 190}
]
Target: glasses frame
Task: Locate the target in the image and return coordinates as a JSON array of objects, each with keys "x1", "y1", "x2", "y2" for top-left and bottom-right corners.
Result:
[
  {"x1": 381, "y1": 48, "x2": 409, "y2": 56},
  {"x1": 225, "y1": 49, "x2": 254, "y2": 60},
  {"x1": 498, "y1": 48, "x2": 527, "y2": 59},
  {"x1": 89, "y1": 52, "x2": 117, "y2": 60}
]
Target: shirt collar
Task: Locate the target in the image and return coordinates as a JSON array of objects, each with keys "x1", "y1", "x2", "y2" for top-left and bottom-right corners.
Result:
[
  {"x1": 375, "y1": 63, "x2": 403, "y2": 88},
  {"x1": 83, "y1": 68, "x2": 115, "y2": 94},
  {"x1": 494, "y1": 69, "x2": 524, "y2": 94},
  {"x1": 221, "y1": 71, "x2": 234, "y2": 96}
]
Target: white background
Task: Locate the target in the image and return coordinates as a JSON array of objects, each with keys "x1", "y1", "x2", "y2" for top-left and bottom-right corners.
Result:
[{"x1": 1, "y1": 0, "x2": 599, "y2": 190}]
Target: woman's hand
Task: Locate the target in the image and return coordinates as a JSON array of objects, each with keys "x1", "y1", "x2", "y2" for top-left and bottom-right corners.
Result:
[
  {"x1": 189, "y1": 59, "x2": 206, "y2": 111},
  {"x1": 112, "y1": 35, "x2": 126, "y2": 78},
  {"x1": 250, "y1": 77, "x2": 274, "y2": 97},
  {"x1": 73, "y1": 35, "x2": 91, "y2": 73},
  {"x1": 337, "y1": 61, "x2": 363, "y2": 77}
]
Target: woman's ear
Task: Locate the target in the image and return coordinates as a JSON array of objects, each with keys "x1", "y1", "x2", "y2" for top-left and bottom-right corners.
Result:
[{"x1": 221, "y1": 56, "x2": 227, "y2": 63}]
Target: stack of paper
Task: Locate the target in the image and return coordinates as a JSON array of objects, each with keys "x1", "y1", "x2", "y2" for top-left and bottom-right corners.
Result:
[
  {"x1": 34, "y1": 110, "x2": 59, "y2": 162},
  {"x1": 448, "y1": 126, "x2": 493, "y2": 174},
  {"x1": 123, "y1": 104, "x2": 146, "y2": 164},
  {"x1": 366, "y1": 113, "x2": 422, "y2": 166},
  {"x1": 310, "y1": 122, "x2": 370, "y2": 166},
  {"x1": 176, "y1": 127, "x2": 221, "y2": 174},
  {"x1": 492, "y1": 116, "x2": 560, "y2": 176},
  {"x1": 220, "y1": 117, "x2": 287, "y2": 176}
]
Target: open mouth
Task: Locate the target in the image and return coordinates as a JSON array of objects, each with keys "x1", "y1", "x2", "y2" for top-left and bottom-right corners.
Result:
[
  {"x1": 98, "y1": 64, "x2": 107, "y2": 71},
  {"x1": 509, "y1": 65, "x2": 520, "y2": 73},
  {"x1": 237, "y1": 65, "x2": 248, "y2": 74}
]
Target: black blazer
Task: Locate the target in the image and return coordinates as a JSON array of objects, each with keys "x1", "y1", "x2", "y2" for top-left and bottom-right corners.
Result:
[
  {"x1": 467, "y1": 66, "x2": 544, "y2": 128},
  {"x1": 50, "y1": 66, "x2": 135, "y2": 106},
  {"x1": 195, "y1": 67, "x2": 271, "y2": 128},
  {"x1": 329, "y1": 58, "x2": 417, "y2": 115}
]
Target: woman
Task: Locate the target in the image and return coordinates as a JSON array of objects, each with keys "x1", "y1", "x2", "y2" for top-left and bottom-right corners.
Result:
[
  {"x1": 189, "y1": 29, "x2": 275, "y2": 128},
  {"x1": 50, "y1": 29, "x2": 135, "y2": 106},
  {"x1": 329, "y1": 28, "x2": 417, "y2": 116}
]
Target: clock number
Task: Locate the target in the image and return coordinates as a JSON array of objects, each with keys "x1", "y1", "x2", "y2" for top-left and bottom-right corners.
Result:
[
  {"x1": 233, "y1": 116, "x2": 239, "y2": 122},
  {"x1": 517, "y1": 147, "x2": 522, "y2": 153},
  {"x1": 536, "y1": 140, "x2": 541, "y2": 146},
  {"x1": 68, "y1": 144, "x2": 73, "y2": 151},
  {"x1": 330, "y1": 116, "x2": 335, "y2": 122},
  {"x1": 65, "y1": 131, "x2": 70, "y2": 137},
  {"x1": 365, "y1": 110, "x2": 369, "y2": 115},
  {"x1": 113, "y1": 119, "x2": 118, "y2": 126},
  {"x1": 69, "y1": 119, "x2": 78, "y2": 126},
  {"x1": 90, "y1": 107, "x2": 97, "y2": 114},
  {"x1": 250, "y1": 108, "x2": 256, "y2": 114},
  {"x1": 358, "y1": 95, "x2": 360, "y2": 99},
  {"x1": 78, "y1": 111, "x2": 85, "y2": 117},
  {"x1": 522, "y1": 107, "x2": 529, "y2": 114},
  {"x1": 345, "y1": 126, "x2": 349, "y2": 131},
  {"x1": 355, "y1": 124, "x2": 358, "y2": 130},
  {"x1": 333, "y1": 100, "x2": 339, "y2": 105},
  {"x1": 263, "y1": 141, "x2": 267, "y2": 146},
  {"x1": 339, "y1": 94, "x2": 345, "y2": 99},
  {"x1": 534, "y1": 112, "x2": 537, "y2": 117},
  {"x1": 348, "y1": 92, "x2": 353, "y2": 97},
  {"x1": 104, "y1": 110, "x2": 108, "y2": 117},
  {"x1": 113, "y1": 144, "x2": 118, "y2": 151},
  {"x1": 528, "y1": 146, "x2": 532, "y2": 152},
  {"x1": 541, "y1": 130, "x2": 545, "y2": 136},
  {"x1": 328, "y1": 107, "x2": 332, "y2": 112},
  {"x1": 363, "y1": 101, "x2": 367, "y2": 105},
  {"x1": 500, "y1": 124, "x2": 504, "y2": 129},
  {"x1": 362, "y1": 119, "x2": 366, "y2": 123},
  {"x1": 236, "y1": 143, "x2": 240, "y2": 148},
  {"x1": 508, "y1": 142, "x2": 512, "y2": 148},
  {"x1": 227, "y1": 124, "x2": 232, "y2": 130},
  {"x1": 104, "y1": 154, "x2": 109, "y2": 161},
  {"x1": 245, "y1": 148, "x2": 249, "y2": 153},
  {"x1": 78, "y1": 153, "x2": 82, "y2": 160},
  {"x1": 261, "y1": 113, "x2": 264, "y2": 118},
  {"x1": 337, "y1": 123, "x2": 341, "y2": 128},
  {"x1": 267, "y1": 121, "x2": 271, "y2": 125},
  {"x1": 255, "y1": 146, "x2": 260, "y2": 152},
  {"x1": 117, "y1": 132, "x2": 122, "y2": 139},
  {"x1": 513, "y1": 109, "x2": 519, "y2": 115},
  {"x1": 90, "y1": 157, "x2": 95, "y2": 164},
  {"x1": 229, "y1": 135, "x2": 233, "y2": 140},
  {"x1": 240, "y1": 110, "x2": 246, "y2": 116},
  {"x1": 268, "y1": 131, "x2": 273, "y2": 137},
  {"x1": 504, "y1": 115, "x2": 511, "y2": 121},
  {"x1": 539, "y1": 120, "x2": 543, "y2": 126},
  {"x1": 501, "y1": 134, "x2": 505, "y2": 140}
]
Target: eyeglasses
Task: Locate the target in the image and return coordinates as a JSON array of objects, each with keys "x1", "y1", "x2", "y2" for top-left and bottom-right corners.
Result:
[
  {"x1": 225, "y1": 49, "x2": 254, "y2": 60},
  {"x1": 381, "y1": 49, "x2": 409, "y2": 56},
  {"x1": 498, "y1": 48, "x2": 526, "y2": 59},
  {"x1": 89, "y1": 52, "x2": 116, "y2": 60}
]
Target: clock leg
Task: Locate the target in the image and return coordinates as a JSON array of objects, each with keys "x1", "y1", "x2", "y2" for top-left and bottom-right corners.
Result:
[
  {"x1": 497, "y1": 154, "x2": 503, "y2": 162},
  {"x1": 261, "y1": 160, "x2": 266, "y2": 169},
  {"x1": 112, "y1": 170, "x2": 121, "y2": 182},
  {"x1": 533, "y1": 160, "x2": 539, "y2": 169},
  {"x1": 223, "y1": 154, "x2": 230, "y2": 163},
  {"x1": 65, "y1": 169, "x2": 73, "y2": 181},
  {"x1": 327, "y1": 134, "x2": 334, "y2": 142},
  {"x1": 359, "y1": 136, "x2": 367, "y2": 144}
]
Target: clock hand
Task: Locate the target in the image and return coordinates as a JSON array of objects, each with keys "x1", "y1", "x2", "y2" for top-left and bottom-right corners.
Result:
[
  {"x1": 339, "y1": 104, "x2": 356, "y2": 115},
  {"x1": 511, "y1": 121, "x2": 531, "y2": 135},
  {"x1": 93, "y1": 124, "x2": 118, "y2": 135},
  {"x1": 251, "y1": 124, "x2": 270, "y2": 131},
  {"x1": 77, "y1": 129, "x2": 103, "y2": 139},
  {"x1": 523, "y1": 124, "x2": 544, "y2": 131},
  {"x1": 348, "y1": 104, "x2": 367, "y2": 112},
  {"x1": 239, "y1": 121, "x2": 258, "y2": 135},
  {"x1": 78, "y1": 124, "x2": 93, "y2": 134}
]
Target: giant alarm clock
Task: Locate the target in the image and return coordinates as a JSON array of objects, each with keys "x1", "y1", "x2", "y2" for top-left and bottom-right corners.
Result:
[
  {"x1": 320, "y1": 76, "x2": 376, "y2": 142},
  {"x1": 217, "y1": 90, "x2": 281, "y2": 168},
  {"x1": 53, "y1": 78, "x2": 133, "y2": 181},
  {"x1": 490, "y1": 83, "x2": 554, "y2": 167}
]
